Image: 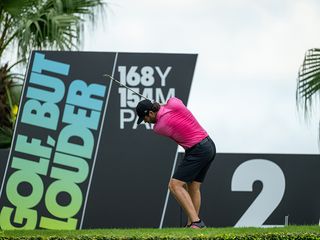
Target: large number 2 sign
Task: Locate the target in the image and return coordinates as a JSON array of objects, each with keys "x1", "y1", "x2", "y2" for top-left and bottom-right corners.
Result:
[{"x1": 231, "y1": 159, "x2": 286, "y2": 227}]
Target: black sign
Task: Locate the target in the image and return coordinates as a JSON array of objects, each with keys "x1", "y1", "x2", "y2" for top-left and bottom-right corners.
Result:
[
  {"x1": 82, "y1": 52, "x2": 197, "y2": 228},
  {"x1": 0, "y1": 51, "x2": 197, "y2": 229},
  {"x1": 163, "y1": 153, "x2": 320, "y2": 227},
  {"x1": 0, "y1": 150, "x2": 319, "y2": 228}
]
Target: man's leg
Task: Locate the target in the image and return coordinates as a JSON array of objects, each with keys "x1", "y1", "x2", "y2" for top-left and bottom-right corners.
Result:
[
  {"x1": 168, "y1": 178, "x2": 200, "y2": 223},
  {"x1": 186, "y1": 181, "x2": 201, "y2": 225}
]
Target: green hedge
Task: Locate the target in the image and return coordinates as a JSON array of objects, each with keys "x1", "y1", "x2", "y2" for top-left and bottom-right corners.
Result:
[{"x1": 1, "y1": 232, "x2": 320, "y2": 240}]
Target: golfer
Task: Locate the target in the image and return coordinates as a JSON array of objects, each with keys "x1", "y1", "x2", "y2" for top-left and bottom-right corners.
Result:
[{"x1": 136, "y1": 97, "x2": 216, "y2": 229}]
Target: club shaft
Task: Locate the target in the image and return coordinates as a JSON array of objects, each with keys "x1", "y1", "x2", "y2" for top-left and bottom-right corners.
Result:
[{"x1": 104, "y1": 74, "x2": 152, "y2": 101}]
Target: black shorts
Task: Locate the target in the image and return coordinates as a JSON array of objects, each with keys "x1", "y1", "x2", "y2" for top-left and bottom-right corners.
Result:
[{"x1": 173, "y1": 136, "x2": 216, "y2": 183}]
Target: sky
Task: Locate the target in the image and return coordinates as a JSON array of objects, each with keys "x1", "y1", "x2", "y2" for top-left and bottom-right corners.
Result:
[{"x1": 83, "y1": 0, "x2": 320, "y2": 154}]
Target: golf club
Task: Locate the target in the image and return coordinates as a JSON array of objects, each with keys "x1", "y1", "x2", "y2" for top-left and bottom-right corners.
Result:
[{"x1": 103, "y1": 74, "x2": 154, "y2": 102}]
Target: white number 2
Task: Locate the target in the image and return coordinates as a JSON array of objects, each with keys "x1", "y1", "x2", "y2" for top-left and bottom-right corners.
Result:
[{"x1": 231, "y1": 159, "x2": 285, "y2": 227}]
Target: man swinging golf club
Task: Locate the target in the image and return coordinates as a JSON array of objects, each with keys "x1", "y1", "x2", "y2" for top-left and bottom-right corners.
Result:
[{"x1": 136, "y1": 97, "x2": 216, "y2": 229}]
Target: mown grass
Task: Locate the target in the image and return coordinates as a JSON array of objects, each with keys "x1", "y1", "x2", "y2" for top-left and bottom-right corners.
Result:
[{"x1": 0, "y1": 225, "x2": 319, "y2": 239}]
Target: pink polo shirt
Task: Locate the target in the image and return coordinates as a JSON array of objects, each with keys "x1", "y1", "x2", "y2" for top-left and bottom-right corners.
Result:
[{"x1": 153, "y1": 97, "x2": 208, "y2": 149}]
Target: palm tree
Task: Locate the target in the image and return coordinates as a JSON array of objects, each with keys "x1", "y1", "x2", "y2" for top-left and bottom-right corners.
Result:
[
  {"x1": 0, "y1": 0, "x2": 106, "y2": 147},
  {"x1": 0, "y1": 0, "x2": 105, "y2": 59},
  {"x1": 297, "y1": 48, "x2": 320, "y2": 143}
]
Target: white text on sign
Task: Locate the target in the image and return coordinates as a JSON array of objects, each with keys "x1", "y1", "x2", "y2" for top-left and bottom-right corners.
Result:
[{"x1": 118, "y1": 66, "x2": 175, "y2": 129}]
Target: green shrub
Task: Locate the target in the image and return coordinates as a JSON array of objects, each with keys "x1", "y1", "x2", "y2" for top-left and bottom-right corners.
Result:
[{"x1": 1, "y1": 231, "x2": 320, "y2": 240}]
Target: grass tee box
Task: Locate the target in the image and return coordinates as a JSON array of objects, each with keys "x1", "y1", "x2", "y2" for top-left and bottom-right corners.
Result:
[{"x1": 1, "y1": 226, "x2": 319, "y2": 240}]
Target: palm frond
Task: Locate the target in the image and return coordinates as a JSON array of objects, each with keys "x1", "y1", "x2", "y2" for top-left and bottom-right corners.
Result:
[
  {"x1": 0, "y1": 0, "x2": 39, "y2": 17},
  {"x1": 297, "y1": 48, "x2": 320, "y2": 144},
  {"x1": 14, "y1": 0, "x2": 105, "y2": 59},
  {"x1": 297, "y1": 48, "x2": 320, "y2": 119}
]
